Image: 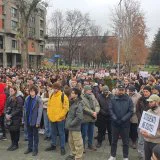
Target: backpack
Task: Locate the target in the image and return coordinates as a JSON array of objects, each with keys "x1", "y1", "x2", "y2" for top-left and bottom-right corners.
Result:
[{"x1": 50, "y1": 92, "x2": 64, "y2": 104}]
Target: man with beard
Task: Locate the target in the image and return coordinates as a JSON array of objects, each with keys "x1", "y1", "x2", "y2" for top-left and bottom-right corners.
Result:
[
  {"x1": 108, "y1": 84, "x2": 133, "y2": 160},
  {"x1": 140, "y1": 94, "x2": 160, "y2": 160},
  {"x1": 96, "y1": 85, "x2": 113, "y2": 148},
  {"x1": 136, "y1": 86, "x2": 151, "y2": 159}
]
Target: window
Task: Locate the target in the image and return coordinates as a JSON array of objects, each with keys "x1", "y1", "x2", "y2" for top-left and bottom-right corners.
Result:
[
  {"x1": 39, "y1": 9, "x2": 44, "y2": 17},
  {"x1": 40, "y1": 45, "x2": 44, "y2": 52},
  {"x1": 12, "y1": 40, "x2": 17, "y2": 49},
  {"x1": 31, "y1": 42, "x2": 35, "y2": 48},
  {"x1": 2, "y1": 5, "x2": 5, "y2": 15},
  {"x1": 2, "y1": 19, "x2": 4, "y2": 29},
  {"x1": 11, "y1": 21, "x2": 18, "y2": 31},
  {"x1": 40, "y1": 30, "x2": 44, "y2": 38},
  {"x1": 11, "y1": 7, "x2": 17, "y2": 18},
  {"x1": 30, "y1": 17, "x2": 35, "y2": 23},
  {"x1": 0, "y1": 36, "x2": 3, "y2": 49},
  {"x1": 29, "y1": 27, "x2": 35, "y2": 36},
  {"x1": 40, "y1": 20, "x2": 44, "y2": 28}
]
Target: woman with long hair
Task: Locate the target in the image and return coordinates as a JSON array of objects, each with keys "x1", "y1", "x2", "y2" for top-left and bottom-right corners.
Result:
[{"x1": 5, "y1": 86, "x2": 24, "y2": 151}]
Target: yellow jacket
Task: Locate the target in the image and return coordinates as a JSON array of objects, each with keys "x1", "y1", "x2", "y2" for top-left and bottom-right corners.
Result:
[{"x1": 47, "y1": 91, "x2": 69, "y2": 122}]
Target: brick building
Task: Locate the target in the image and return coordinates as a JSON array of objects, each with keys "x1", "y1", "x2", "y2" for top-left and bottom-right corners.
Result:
[{"x1": 0, "y1": 0, "x2": 46, "y2": 68}]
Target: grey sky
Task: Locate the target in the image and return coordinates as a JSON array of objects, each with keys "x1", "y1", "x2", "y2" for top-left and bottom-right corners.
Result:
[{"x1": 47, "y1": 0, "x2": 160, "y2": 43}]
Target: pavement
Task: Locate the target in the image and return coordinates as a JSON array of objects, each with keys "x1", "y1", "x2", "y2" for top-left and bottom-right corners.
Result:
[{"x1": 0, "y1": 132, "x2": 139, "y2": 160}]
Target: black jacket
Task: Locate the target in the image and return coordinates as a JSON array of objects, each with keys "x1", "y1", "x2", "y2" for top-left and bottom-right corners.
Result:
[
  {"x1": 5, "y1": 95, "x2": 24, "y2": 131},
  {"x1": 109, "y1": 94, "x2": 133, "y2": 128},
  {"x1": 97, "y1": 93, "x2": 113, "y2": 119}
]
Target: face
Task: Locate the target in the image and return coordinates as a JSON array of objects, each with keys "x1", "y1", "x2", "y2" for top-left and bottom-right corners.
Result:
[
  {"x1": 128, "y1": 90, "x2": 134, "y2": 96},
  {"x1": 71, "y1": 91, "x2": 78, "y2": 99},
  {"x1": 149, "y1": 101, "x2": 158, "y2": 108},
  {"x1": 30, "y1": 89, "x2": 36, "y2": 97},
  {"x1": 85, "y1": 90, "x2": 92, "y2": 95},
  {"x1": 124, "y1": 79, "x2": 129, "y2": 85},
  {"x1": 117, "y1": 88, "x2": 125, "y2": 96},
  {"x1": 53, "y1": 88, "x2": 59, "y2": 94},
  {"x1": 10, "y1": 88, "x2": 16, "y2": 96},
  {"x1": 143, "y1": 90, "x2": 151, "y2": 98},
  {"x1": 152, "y1": 89, "x2": 159, "y2": 95}
]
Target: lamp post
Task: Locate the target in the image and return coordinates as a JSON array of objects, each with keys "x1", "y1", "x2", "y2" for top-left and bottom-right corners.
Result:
[{"x1": 117, "y1": 0, "x2": 123, "y2": 78}]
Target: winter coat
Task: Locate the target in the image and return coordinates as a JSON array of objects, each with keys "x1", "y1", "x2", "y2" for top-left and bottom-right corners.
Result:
[
  {"x1": 97, "y1": 93, "x2": 113, "y2": 119},
  {"x1": 65, "y1": 98, "x2": 83, "y2": 131},
  {"x1": 0, "y1": 83, "x2": 7, "y2": 116},
  {"x1": 81, "y1": 93, "x2": 100, "y2": 123},
  {"x1": 136, "y1": 96, "x2": 150, "y2": 123},
  {"x1": 24, "y1": 95, "x2": 43, "y2": 127},
  {"x1": 5, "y1": 94, "x2": 24, "y2": 131},
  {"x1": 47, "y1": 91, "x2": 69, "y2": 122},
  {"x1": 109, "y1": 94, "x2": 133, "y2": 128}
]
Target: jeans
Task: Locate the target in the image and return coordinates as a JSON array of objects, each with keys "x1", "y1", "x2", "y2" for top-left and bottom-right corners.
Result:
[
  {"x1": 111, "y1": 126, "x2": 130, "y2": 158},
  {"x1": 24, "y1": 122, "x2": 28, "y2": 140},
  {"x1": 50, "y1": 120, "x2": 65, "y2": 149},
  {"x1": 138, "y1": 128, "x2": 144, "y2": 158},
  {"x1": 81, "y1": 122, "x2": 95, "y2": 148},
  {"x1": 27, "y1": 126, "x2": 39, "y2": 152},
  {"x1": 144, "y1": 141, "x2": 157, "y2": 160},
  {"x1": 130, "y1": 123, "x2": 138, "y2": 143},
  {"x1": 10, "y1": 130, "x2": 20, "y2": 146},
  {"x1": 43, "y1": 109, "x2": 51, "y2": 138}
]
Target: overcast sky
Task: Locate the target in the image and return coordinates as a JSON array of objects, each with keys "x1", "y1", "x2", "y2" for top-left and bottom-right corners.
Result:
[{"x1": 47, "y1": 0, "x2": 160, "y2": 44}]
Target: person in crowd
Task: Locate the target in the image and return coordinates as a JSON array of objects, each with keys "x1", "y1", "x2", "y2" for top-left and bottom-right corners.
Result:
[
  {"x1": 41, "y1": 84, "x2": 53, "y2": 140},
  {"x1": 152, "y1": 85, "x2": 160, "y2": 96},
  {"x1": 5, "y1": 86, "x2": 24, "y2": 151},
  {"x1": 65, "y1": 88, "x2": 84, "y2": 160},
  {"x1": 127, "y1": 85, "x2": 141, "y2": 149},
  {"x1": 152, "y1": 144, "x2": 160, "y2": 160},
  {"x1": 46, "y1": 82, "x2": 69, "y2": 155},
  {"x1": 140, "y1": 94, "x2": 160, "y2": 160},
  {"x1": 0, "y1": 83, "x2": 7, "y2": 140},
  {"x1": 136, "y1": 86, "x2": 151, "y2": 159},
  {"x1": 108, "y1": 84, "x2": 133, "y2": 160},
  {"x1": 96, "y1": 85, "x2": 113, "y2": 148},
  {"x1": 24, "y1": 85, "x2": 43, "y2": 156},
  {"x1": 81, "y1": 85, "x2": 100, "y2": 152}
]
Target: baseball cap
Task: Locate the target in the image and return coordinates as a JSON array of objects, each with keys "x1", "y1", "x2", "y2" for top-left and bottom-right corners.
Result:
[
  {"x1": 128, "y1": 85, "x2": 136, "y2": 92},
  {"x1": 84, "y1": 85, "x2": 92, "y2": 91},
  {"x1": 147, "y1": 94, "x2": 160, "y2": 102},
  {"x1": 117, "y1": 84, "x2": 125, "y2": 89}
]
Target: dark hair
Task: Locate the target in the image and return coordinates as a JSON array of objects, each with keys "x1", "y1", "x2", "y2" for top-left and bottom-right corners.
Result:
[
  {"x1": 53, "y1": 82, "x2": 61, "y2": 90},
  {"x1": 72, "y1": 88, "x2": 81, "y2": 97},
  {"x1": 29, "y1": 85, "x2": 38, "y2": 95},
  {"x1": 152, "y1": 144, "x2": 160, "y2": 159}
]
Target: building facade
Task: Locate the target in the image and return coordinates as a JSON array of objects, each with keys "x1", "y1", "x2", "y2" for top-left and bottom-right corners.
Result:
[{"x1": 0, "y1": 0, "x2": 46, "y2": 68}]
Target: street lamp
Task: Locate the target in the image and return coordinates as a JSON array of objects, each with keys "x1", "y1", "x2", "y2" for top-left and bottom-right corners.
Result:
[{"x1": 117, "y1": 0, "x2": 123, "y2": 78}]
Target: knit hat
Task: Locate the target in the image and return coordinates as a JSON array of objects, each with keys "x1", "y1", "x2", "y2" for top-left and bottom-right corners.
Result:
[
  {"x1": 117, "y1": 84, "x2": 125, "y2": 89},
  {"x1": 102, "y1": 85, "x2": 109, "y2": 92},
  {"x1": 143, "y1": 86, "x2": 151, "y2": 93},
  {"x1": 83, "y1": 85, "x2": 92, "y2": 91},
  {"x1": 152, "y1": 85, "x2": 160, "y2": 93}
]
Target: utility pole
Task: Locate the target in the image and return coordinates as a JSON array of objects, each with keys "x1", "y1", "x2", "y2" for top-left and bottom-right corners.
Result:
[{"x1": 117, "y1": 0, "x2": 122, "y2": 78}]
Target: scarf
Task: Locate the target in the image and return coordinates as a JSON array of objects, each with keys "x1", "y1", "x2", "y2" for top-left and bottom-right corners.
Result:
[{"x1": 25, "y1": 96, "x2": 37, "y2": 125}]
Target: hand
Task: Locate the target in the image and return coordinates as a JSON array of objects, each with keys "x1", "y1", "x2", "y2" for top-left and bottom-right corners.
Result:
[
  {"x1": 140, "y1": 130, "x2": 150, "y2": 138},
  {"x1": 92, "y1": 112, "x2": 97, "y2": 118},
  {"x1": 6, "y1": 114, "x2": 11, "y2": 120},
  {"x1": 36, "y1": 124, "x2": 40, "y2": 128}
]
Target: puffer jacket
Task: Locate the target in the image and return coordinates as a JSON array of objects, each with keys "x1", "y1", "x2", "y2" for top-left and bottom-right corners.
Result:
[
  {"x1": 65, "y1": 98, "x2": 83, "y2": 131},
  {"x1": 109, "y1": 94, "x2": 133, "y2": 128}
]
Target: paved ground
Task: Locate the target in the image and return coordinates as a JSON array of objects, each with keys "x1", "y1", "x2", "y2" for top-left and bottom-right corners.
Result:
[{"x1": 0, "y1": 132, "x2": 139, "y2": 160}]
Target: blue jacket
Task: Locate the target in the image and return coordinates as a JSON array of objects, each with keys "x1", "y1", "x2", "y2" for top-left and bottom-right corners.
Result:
[
  {"x1": 24, "y1": 95, "x2": 43, "y2": 127},
  {"x1": 109, "y1": 94, "x2": 133, "y2": 128}
]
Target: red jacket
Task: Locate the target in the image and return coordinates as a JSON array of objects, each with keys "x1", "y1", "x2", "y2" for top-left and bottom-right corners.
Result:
[{"x1": 0, "y1": 83, "x2": 7, "y2": 116}]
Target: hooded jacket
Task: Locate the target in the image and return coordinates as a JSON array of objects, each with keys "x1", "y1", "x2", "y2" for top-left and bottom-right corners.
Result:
[{"x1": 0, "y1": 83, "x2": 6, "y2": 116}]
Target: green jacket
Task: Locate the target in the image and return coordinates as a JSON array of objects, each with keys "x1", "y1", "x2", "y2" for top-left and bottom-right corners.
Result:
[{"x1": 81, "y1": 93, "x2": 100, "y2": 123}]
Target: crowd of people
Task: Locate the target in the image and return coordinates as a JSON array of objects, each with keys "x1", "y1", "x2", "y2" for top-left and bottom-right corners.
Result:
[{"x1": 0, "y1": 67, "x2": 159, "y2": 160}]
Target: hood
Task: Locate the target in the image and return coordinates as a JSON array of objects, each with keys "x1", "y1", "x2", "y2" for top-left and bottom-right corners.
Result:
[{"x1": 16, "y1": 91, "x2": 24, "y2": 97}]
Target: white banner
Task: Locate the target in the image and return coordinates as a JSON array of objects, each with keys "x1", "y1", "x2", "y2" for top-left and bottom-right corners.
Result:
[{"x1": 139, "y1": 111, "x2": 160, "y2": 136}]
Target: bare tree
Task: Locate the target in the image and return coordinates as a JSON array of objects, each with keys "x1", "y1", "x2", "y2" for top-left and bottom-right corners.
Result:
[
  {"x1": 15, "y1": 0, "x2": 48, "y2": 69},
  {"x1": 111, "y1": 0, "x2": 147, "y2": 72},
  {"x1": 64, "y1": 10, "x2": 90, "y2": 69}
]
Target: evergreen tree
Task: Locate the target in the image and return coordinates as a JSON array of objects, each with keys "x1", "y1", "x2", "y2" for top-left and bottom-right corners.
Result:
[{"x1": 149, "y1": 29, "x2": 160, "y2": 65}]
